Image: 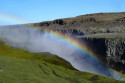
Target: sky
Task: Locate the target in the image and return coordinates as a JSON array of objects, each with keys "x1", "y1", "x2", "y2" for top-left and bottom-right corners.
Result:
[{"x1": 0, "y1": 0, "x2": 125, "y2": 26}]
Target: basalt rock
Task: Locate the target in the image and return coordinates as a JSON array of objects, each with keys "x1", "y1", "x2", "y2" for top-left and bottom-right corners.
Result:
[{"x1": 79, "y1": 38, "x2": 125, "y2": 73}]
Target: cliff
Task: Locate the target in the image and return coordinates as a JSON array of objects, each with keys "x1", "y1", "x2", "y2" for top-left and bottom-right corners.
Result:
[
  {"x1": 78, "y1": 37, "x2": 125, "y2": 73},
  {"x1": 106, "y1": 39, "x2": 125, "y2": 72}
]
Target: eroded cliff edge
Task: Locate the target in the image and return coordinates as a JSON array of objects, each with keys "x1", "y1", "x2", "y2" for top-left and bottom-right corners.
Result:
[{"x1": 79, "y1": 38, "x2": 125, "y2": 73}]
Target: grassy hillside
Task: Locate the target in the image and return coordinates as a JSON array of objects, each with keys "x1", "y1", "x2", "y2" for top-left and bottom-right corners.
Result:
[{"x1": 0, "y1": 42, "x2": 125, "y2": 83}]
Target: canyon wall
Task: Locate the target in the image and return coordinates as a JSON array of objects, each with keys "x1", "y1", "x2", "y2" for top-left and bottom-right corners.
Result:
[{"x1": 79, "y1": 38, "x2": 125, "y2": 73}]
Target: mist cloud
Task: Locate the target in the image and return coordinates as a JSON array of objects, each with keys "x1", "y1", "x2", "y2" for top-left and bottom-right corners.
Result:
[{"x1": 0, "y1": 26, "x2": 121, "y2": 80}]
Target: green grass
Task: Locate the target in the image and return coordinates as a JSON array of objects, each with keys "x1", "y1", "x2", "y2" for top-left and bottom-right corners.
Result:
[{"x1": 0, "y1": 42, "x2": 125, "y2": 83}]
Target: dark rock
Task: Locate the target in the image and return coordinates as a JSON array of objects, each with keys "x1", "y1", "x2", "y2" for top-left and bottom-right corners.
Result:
[
  {"x1": 72, "y1": 21, "x2": 76, "y2": 24},
  {"x1": 79, "y1": 38, "x2": 125, "y2": 73},
  {"x1": 53, "y1": 19, "x2": 66, "y2": 25},
  {"x1": 39, "y1": 22, "x2": 50, "y2": 26},
  {"x1": 116, "y1": 17, "x2": 125, "y2": 22}
]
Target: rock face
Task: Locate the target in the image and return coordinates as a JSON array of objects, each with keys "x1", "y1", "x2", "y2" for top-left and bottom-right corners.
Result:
[
  {"x1": 79, "y1": 38, "x2": 125, "y2": 73},
  {"x1": 105, "y1": 39, "x2": 125, "y2": 72}
]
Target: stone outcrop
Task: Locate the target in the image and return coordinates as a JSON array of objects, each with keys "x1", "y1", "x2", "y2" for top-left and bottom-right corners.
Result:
[
  {"x1": 79, "y1": 38, "x2": 125, "y2": 73},
  {"x1": 105, "y1": 39, "x2": 125, "y2": 72}
]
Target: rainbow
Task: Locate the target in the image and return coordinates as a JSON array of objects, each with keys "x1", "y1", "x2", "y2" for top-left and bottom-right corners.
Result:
[
  {"x1": 40, "y1": 31, "x2": 125, "y2": 80},
  {"x1": 0, "y1": 14, "x2": 124, "y2": 80},
  {"x1": 48, "y1": 31, "x2": 100, "y2": 62},
  {"x1": 0, "y1": 14, "x2": 29, "y2": 25},
  {"x1": 0, "y1": 14, "x2": 101, "y2": 63},
  {"x1": 31, "y1": 29, "x2": 125, "y2": 80}
]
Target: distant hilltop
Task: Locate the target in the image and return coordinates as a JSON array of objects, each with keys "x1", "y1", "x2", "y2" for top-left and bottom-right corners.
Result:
[{"x1": 26, "y1": 12, "x2": 125, "y2": 35}]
